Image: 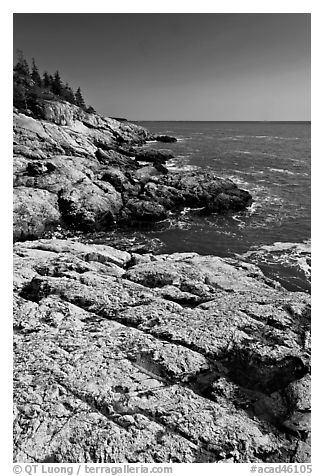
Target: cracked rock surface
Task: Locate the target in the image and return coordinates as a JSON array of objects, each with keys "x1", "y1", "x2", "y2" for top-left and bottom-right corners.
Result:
[{"x1": 13, "y1": 239, "x2": 311, "y2": 463}]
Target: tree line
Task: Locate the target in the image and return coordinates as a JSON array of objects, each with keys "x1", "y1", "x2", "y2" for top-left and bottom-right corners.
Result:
[{"x1": 13, "y1": 50, "x2": 96, "y2": 115}]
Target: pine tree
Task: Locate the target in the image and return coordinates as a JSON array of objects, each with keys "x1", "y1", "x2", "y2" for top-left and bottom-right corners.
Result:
[
  {"x1": 52, "y1": 70, "x2": 63, "y2": 96},
  {"x1": 13, "y1": 83, "x2": 27, "y2": 110},
  {"x1": 31, "y1": 58, "x2": 42, "y2": 86},
  {"x1": 61, "y1": 83, "x2": 76, "y2": 105},
  {"x1": 13, "y1": 52, "x2": 94, "y2": 114},
  {"x1": 42, "y1": 71, "x2": 51, "y2": 89},
  {"x1": 85, "y1": 105, "x2": 96, "y2": 114},
  {"x1": 13, "y1": 50, "x2": 31, "y2": 111},
  {"x1": 13, "y1": 49, "x2": 30, "y2": 77},
  {"x1": 75, "y1": 87, "x2": 86, "y2": 109},
  {"x1": 48, "y1": 75, "x2": 54, "y2": 91}
]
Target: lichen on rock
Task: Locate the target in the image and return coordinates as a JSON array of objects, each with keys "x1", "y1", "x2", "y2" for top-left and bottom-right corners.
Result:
[{"x1": 13, "y1": 239, "x2": 311, "y2": 463}]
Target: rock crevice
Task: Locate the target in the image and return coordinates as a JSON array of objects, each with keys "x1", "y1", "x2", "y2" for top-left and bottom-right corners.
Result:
[{"x1": 13, "y1": 239, "x2": 311, "y2": 463}]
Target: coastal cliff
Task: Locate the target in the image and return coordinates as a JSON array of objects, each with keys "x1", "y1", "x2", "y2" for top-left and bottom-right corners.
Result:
[
  {"x1": 13, "y1": 101, "x2": 311, "y2": 463},
  {"x1": 13, "y1": 100, "x2": 252, "y2": 241}
]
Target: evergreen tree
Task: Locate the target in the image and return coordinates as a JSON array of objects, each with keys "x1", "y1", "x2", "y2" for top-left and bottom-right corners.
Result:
[
  {"x1": 31, "y1": 58, "x2": 42, "y2": 86},
  {"x1": 42, "y1": 71, "x2": 51, "y2": 89},
  {"x1": 13, "y1": 50, "x2": 31, "y2": 111},
  {"x1": 13, "y1": 49, "x2": 30, "y2": 77},
  {"x1": 13, "y1": 51, "x2": 91, "y2": 115},
  {"x1": 61, "y1": 83, "x2": 76, "y2": 104},
  {"x1": 48, "y1": 75, "x2": 54, "y2": 91},
  {"x1": 52, "y1": 70, "x2": 63, "y2": 96},
  {"x1": 75, "y1": 87, "x2": 86, "y2": 109},
  {"x1": 13, "y1": 83, "x2": 27, "y2": 110},
  {"x1": 85, "y1": 105, "x2": 96, "y2": 114}
]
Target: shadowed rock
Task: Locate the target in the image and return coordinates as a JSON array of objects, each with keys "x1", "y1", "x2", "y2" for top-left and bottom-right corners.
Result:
[
  {"x1": 124, "y1": 199, "x2": 167, "y2": 222},
  {"x1": 135, "y1": 148, "x2": 175, "y2": 164},
  {"x1": 154, "y1": 135, "x2": 177, "y2": 143}
]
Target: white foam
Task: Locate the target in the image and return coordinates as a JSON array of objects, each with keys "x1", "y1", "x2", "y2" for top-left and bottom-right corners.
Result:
[
  {"x1": 269, "y1": 168, "x2": 295, "y2": 175},
  {"x1": 167, "y1": 164, "x2": 198, "y2": 172},
  {"x1": 239, "y1": 240, "x2": 311, "y2": 281},
  {"x1": 233, "y1": 150, "x2": 252, "y2": 155},
  {"x1": 270, "y1": 136, "x2": 301, "y2": 140},
  {"x1": 259, "y1": 240, "x2": 311, "y2": 254}
]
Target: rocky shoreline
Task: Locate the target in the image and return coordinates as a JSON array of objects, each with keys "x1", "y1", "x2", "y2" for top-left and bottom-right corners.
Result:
[
  {"x1": 13, "y1": 101, "x2": 311, "y2": 463},
  {"x1": 13, "y1": 100, "x2": 251, "y2": 241}
]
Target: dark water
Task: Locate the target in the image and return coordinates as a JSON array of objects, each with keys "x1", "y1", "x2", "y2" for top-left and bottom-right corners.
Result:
[{"x1": 100, "y1": 121, "x2": 311, "y2": 292}]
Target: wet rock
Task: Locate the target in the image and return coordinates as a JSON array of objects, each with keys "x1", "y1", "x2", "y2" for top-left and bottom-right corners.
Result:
[
  {"x1": 134, "y1": 165, "x2": 167, "y2": 182},
  {"x1": 124, "y1": 199, "x2": 167, "y2": 222},
  {"x1": 206, "y1": 189, "x2": 253, "y2": 213},
  {"x1": 135, "y1": 149, "x2": 174, "y2": 164},
  {"x1": 135, "y1": 171, "x2": 252, "y2": 214},
  {"x1": 160, "y1": 171, "x2": 253, "y2": 210},
  {"x1": 154, "y1": 135, "x2": 177, "y2": 143}
]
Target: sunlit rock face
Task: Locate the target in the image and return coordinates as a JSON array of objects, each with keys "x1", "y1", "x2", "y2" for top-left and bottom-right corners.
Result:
[
  {"x1": 13, "y1": 101, "x2": 252, "y2": 240},
  {"x1": 13, "y1": 239, "x2": 310, "y2": 463}
]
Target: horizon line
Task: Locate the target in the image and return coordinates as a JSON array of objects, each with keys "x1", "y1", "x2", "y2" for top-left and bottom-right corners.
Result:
[{"x1": 130, "y1": 119, "x2": 311, "y2": 123}]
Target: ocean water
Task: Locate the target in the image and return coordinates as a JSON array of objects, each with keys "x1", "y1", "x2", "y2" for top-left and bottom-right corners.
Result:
[
  {"x1": 139, "y1": 121, "x2": 311, "y2": 293},
  {"x1": 98, "y1": 121, "x2": 311, "y2": 292}
]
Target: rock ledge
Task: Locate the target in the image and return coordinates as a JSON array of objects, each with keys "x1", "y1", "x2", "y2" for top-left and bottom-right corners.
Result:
[{"x1": 14, "y1": 239, "x2": 311, "y2": 463}]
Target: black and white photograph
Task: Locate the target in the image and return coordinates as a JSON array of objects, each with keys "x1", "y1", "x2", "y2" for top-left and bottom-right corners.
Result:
[{"x1": 11, "y1": 8, "x2": 312, "y2": 470}]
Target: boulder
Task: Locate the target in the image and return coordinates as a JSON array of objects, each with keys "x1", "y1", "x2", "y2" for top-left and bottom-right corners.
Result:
[
  {"x1": 159, "y1": 171, "x2": 253, "y2": 210},
  {"x1": 154, "y1": 135, "x2": 177, "y2": 143},
  {"x1": 95, "y1": 148, "x2": 139, "y2": 171},
  {"x1": 58, "y1": 180, "x2": 123, "y2": 231},
  {"x1": 134, "y1": 165, "x2": 167, "y2": 182},
  {"x1": 205, "y1": 189, "x2": 253, "y2": 213},
  {"x1": 13, "y1": 187, "x2": 61, "y2": 241},
  {"x1": 124, "y1": 199, "x2": 167, "y2": 222},
  {"x1": 100, "y1": 167, "x2": 130, "y2": 192},
  {"x1": 135, "y1": 149, "x2": 174, "y2": 164},
  {"x1": 136, "y1": 171, "x2": 252, "y2": 213}
]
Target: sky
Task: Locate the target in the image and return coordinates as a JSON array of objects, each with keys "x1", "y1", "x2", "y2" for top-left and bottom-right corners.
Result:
[{"x1": 13, "y1": 13, "x2": 311, "y2": 121}]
